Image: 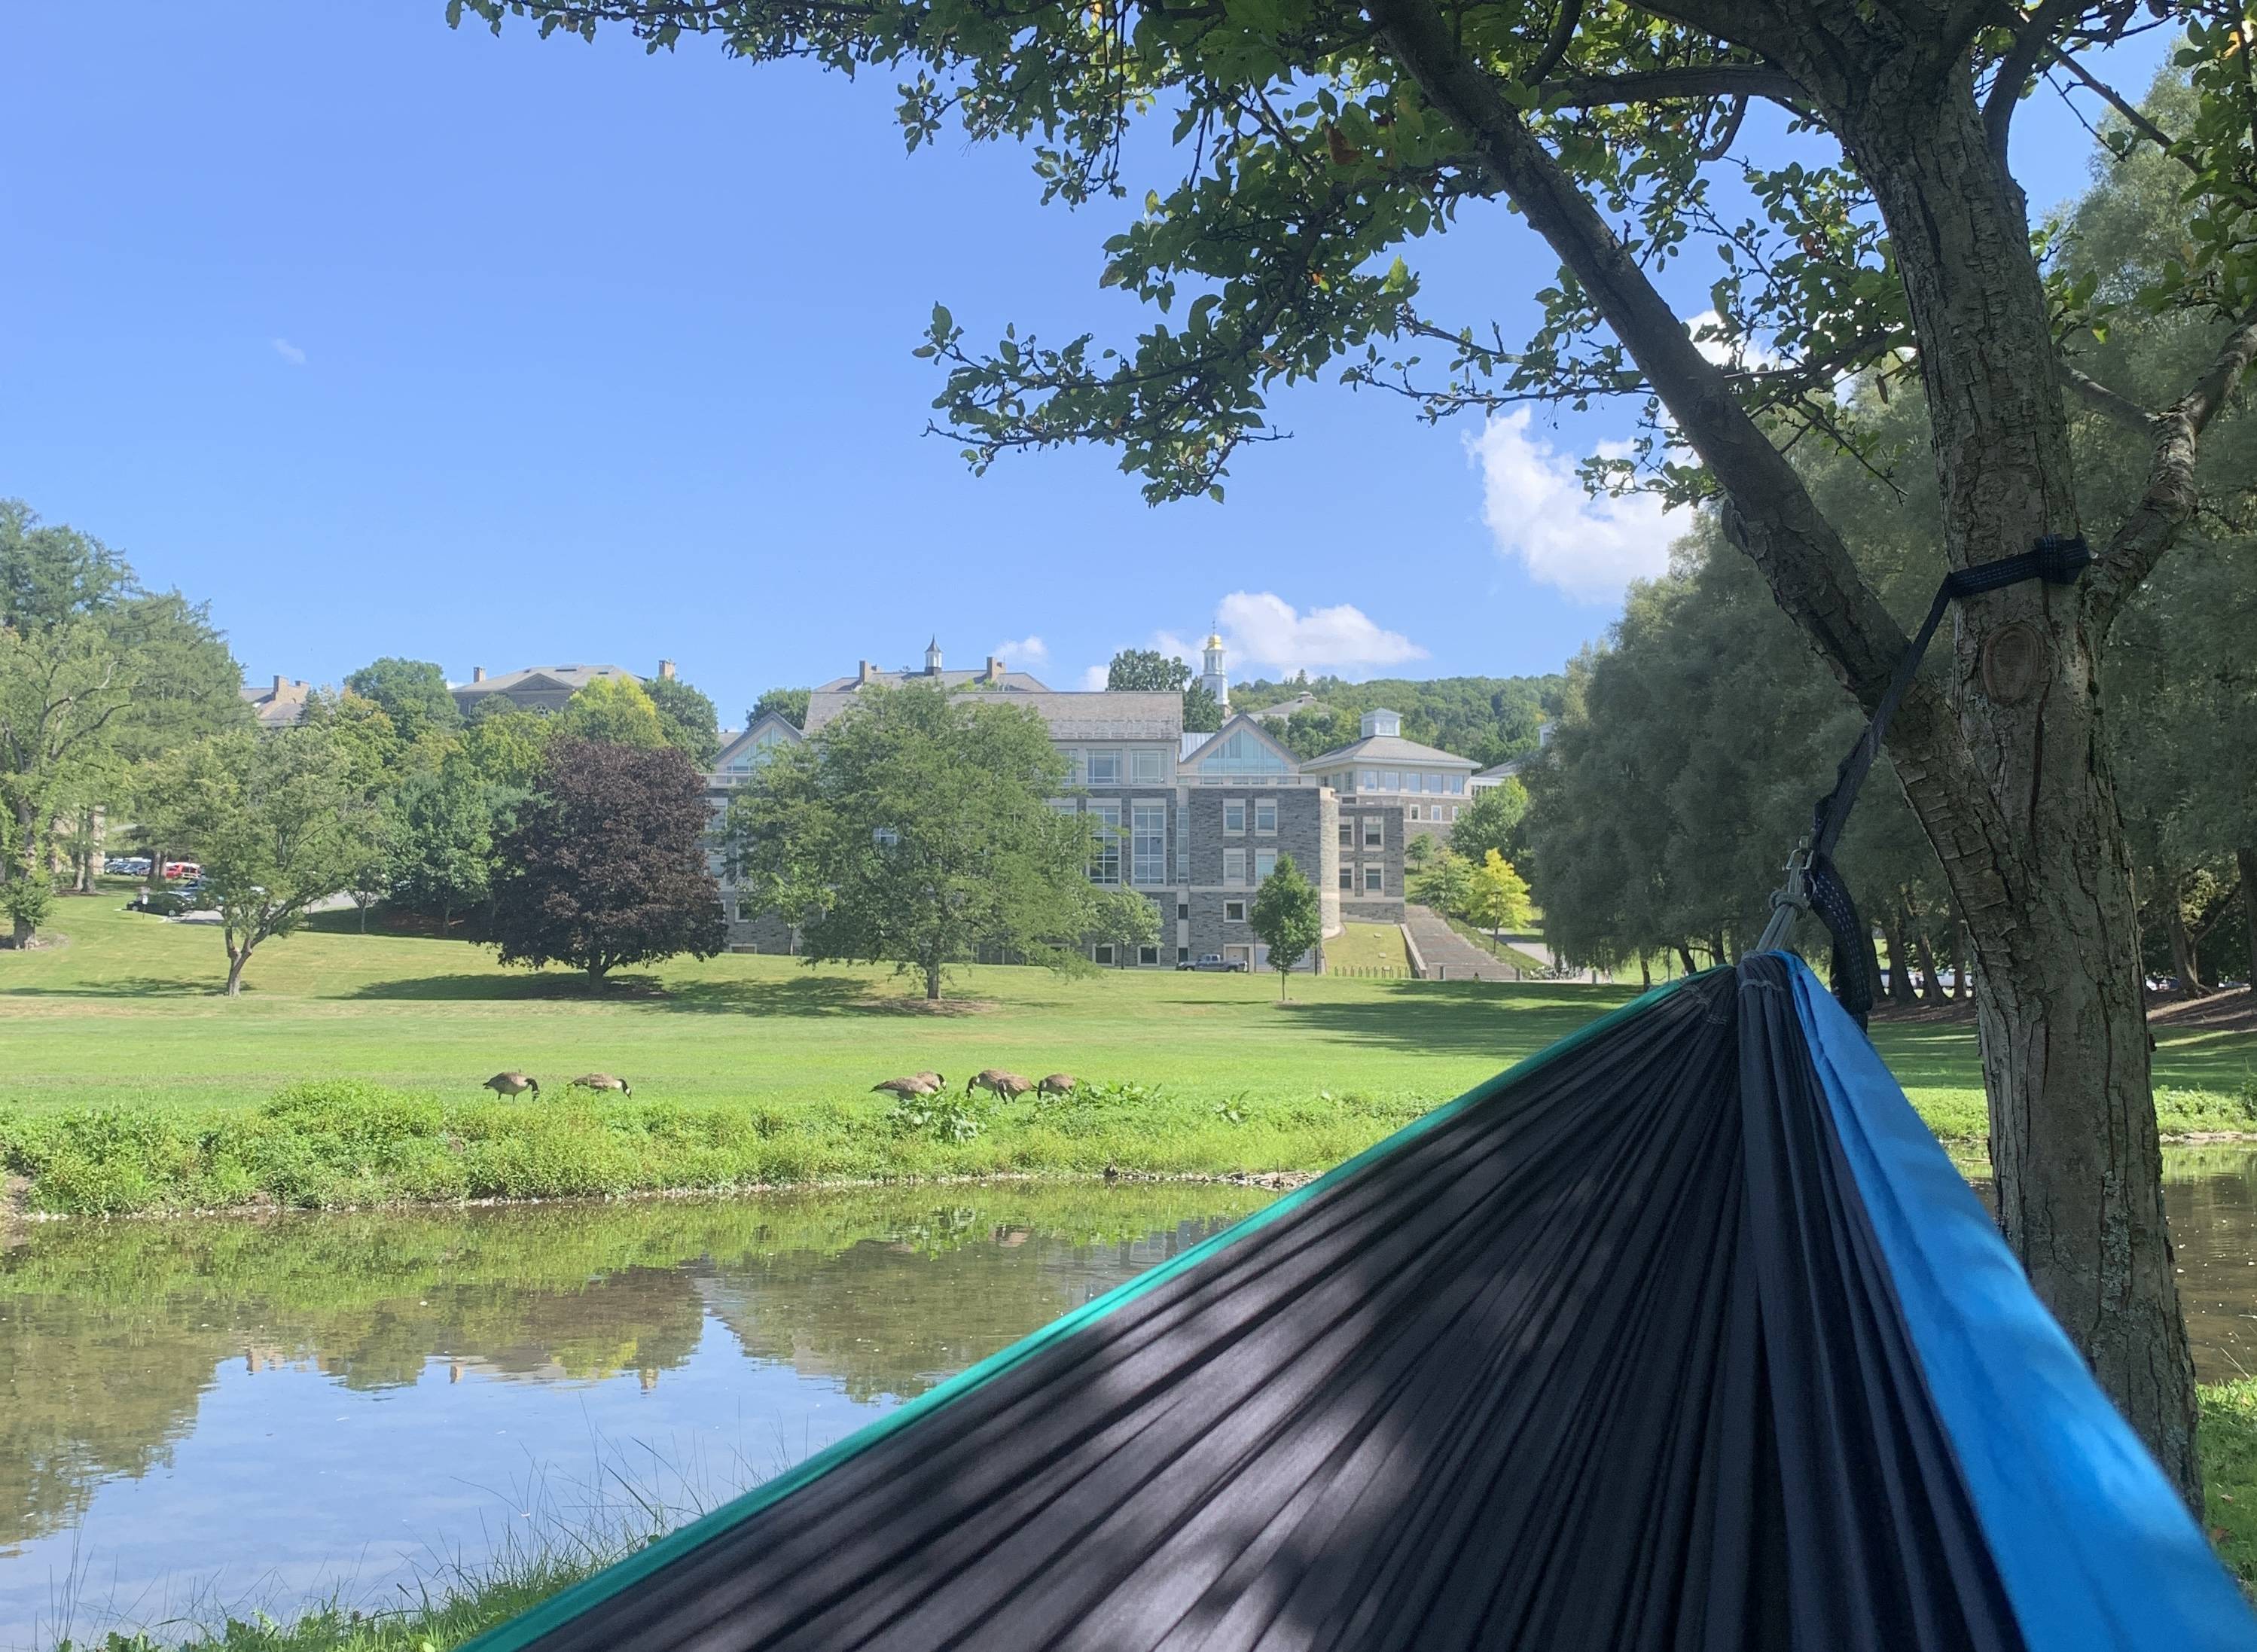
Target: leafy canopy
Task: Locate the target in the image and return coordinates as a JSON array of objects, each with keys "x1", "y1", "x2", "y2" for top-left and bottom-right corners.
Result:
[
  {"x1": 645, "y1": 672, "x2": 722, "y2": 767},
  {"x1": 557, "y1": 675, "x2": 668, "y2": 748},
  {"x1": 1106, "y1": 648, "x2": 1192, "y2": 693},
  {"x1": 1249, "y1": 853, "x2": 1322, "y2": 992},
  {"x1": 343, "y1": 657, "x2": 462, "y2": 741},
  {"x1": 726, "y1": 682, "x2": 1096, "y2": 999}
]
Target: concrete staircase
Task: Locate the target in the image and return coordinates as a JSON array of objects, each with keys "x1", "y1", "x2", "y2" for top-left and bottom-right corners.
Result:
[{"x1": 1401, "y1": 904, "x2": 1523, "y2": 983}]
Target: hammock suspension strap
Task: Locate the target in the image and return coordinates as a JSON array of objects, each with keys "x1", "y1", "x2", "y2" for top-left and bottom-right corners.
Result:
[{"x1": 1758, "y1": 534, "x2": 2093, "y2": 1023}]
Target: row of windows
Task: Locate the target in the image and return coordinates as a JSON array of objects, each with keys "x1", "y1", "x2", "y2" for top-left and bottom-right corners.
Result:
[
  {"x1": 1319, "y1": 769, "x2": 1468, "y2": 795},
  {"x1": 1340, "y1": 864, "x2": 1389, "y2": 893},
  {"x1": 1071, "y1": 748, "x2": 1170, "y2": 786},
  {"x1": 1221, "y1": 847, "x2": 1280, "y2": 887},
  {"x1": 1339, "y1": 817, "x2": 1387, "y2": 850},
  {"x1": 1221, "y1": 797, "x2": 1279, "y2": 835}
]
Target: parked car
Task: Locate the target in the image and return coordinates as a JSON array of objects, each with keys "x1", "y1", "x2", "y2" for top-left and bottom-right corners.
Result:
[
  {"x1": 162, "y1": 860, "x2": 201, "y2": 879},
  {"x1": 1178, "y1": 952, "x2": 1249, "y2": 973},
  {"x1": 103, "y1": 855, "x2": 152, "y2": 876}
]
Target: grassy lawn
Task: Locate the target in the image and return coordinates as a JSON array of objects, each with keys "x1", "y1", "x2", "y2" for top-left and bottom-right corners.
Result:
[
  {"x1": 1, "y1": 888, "x2": 2250, "y2": 1213},
  {"x1": 1439, "y1": 914, "x2": 1555, "y2": 976},
  {"x1": 1323, "y1": 921, "x2": 1410, "y2": 974}
]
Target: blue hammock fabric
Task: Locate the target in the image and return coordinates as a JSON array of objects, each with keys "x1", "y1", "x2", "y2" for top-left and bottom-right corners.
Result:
[{"x1": 467, "y1": 955, "x2": 2253, "y2": 1652}]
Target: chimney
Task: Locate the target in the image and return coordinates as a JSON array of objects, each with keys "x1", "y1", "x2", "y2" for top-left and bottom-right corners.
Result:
[
  {"x1": 859, "y1": 660, "x2": 878, "y2": 686},
  {"x1": 471, "y1": 666, "x2": 486, "y2": 683},
  {"x1": 271, "y1": 674, "x2": 285, "y2": 694},
  {"x1": 985, "y1": 655, "x2": 1004, "y2": 683},
  {"x1": 658, "y1": 659, "x2": 676, "y2": 681}
]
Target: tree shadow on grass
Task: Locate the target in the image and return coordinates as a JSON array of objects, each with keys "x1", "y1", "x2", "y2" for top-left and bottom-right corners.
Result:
[
  {"x1": 0, "y1": 976, "x2": 213, "y2": 999},
  {"x1": 1268, "y1": 980, "x2": 1629, "y2": 1059},
  {"x1": 345, "y1": 972, "x2": 971, "y2": 1020}
]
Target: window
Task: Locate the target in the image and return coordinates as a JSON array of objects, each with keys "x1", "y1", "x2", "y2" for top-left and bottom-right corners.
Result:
[
  {"x1": 1224, "y1": 846, "x2": 1246, "y2": 886},
  {"x1": 1450, "y1": 775, "x2": 1466, "y2": 794},
  {"x1": 1381, "y1": 770, "x2": 1399, "y2": 791},
  {"x1": 1362, "y1": 817, "x2": 1383, "y2": 849},
  {"x1": 1088, "y1": 750, "x2": 1121, "y2": 786},
  {"x1": 1132, "y1": 748, "x2": 1164, "y2": 784},
  {"x1": 1131, "y1": 804, "x2": 1167, "y2": 885},
  {"x1": 1360, "y1": 769, "x2": 1378, "y2": 790},
  {"x1": 1177, "y1": 903, "x2": 1190, "y2": 919},
  {"x1": 1066, "y1": 748, "x2": 1087, "y2": 785},
  {"x1": 1450, "y1": 805, "x2": 1461, "y2": 821},
  {"x1": 1254, "y1": 797, "x2": 1277, "y2": 835},
  {"x1": 1089, "y1": 800, "x2": 1121, "y2": 884},
  {"x1": 1255, "y1": 849, "x2": 1277, "y2": 882},
  {"x1": 1223, "y1": 799, "x2": 1246, "y2": 835},
  {"x1": 1224, "y1": 900, "x2": 1246, "y2": 922},
  {"x1": 1337, "y1": 821, "x2": 1353, "y2": 849},
  {"x1": 1093, "y1": 943, "x2": 1115, "y2": 964},
  {"x1": 1195, "y1": 727, "x2": 1291, "y2": 776},
  {"x1": 1339, "y1": 865, "x2": 1353, "y2": 891},
  {"x1": 1138, "y1": 943, "x2": 1160, "y2": 966},
  {"x1": 1364, "y1": 865, "x2": 1384, "y2": 893},
  {"x1": 1177, "y1": 945, "x2": 1191, "y2": 963}
]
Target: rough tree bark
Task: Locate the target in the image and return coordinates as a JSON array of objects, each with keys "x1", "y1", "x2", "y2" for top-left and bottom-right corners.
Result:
[{"x1": 1365, "y1": 0, "x2": 2211, "y2": 1496}]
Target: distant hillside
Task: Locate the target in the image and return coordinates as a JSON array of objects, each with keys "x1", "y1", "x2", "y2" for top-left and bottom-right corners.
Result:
[{"x1": 1229, "y1": 674, "x2": 1564, "y2": 767}]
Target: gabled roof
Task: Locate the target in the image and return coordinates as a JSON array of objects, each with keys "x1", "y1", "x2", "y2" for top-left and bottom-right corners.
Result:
[
  {"x1": 455, "y1": 663, "x2": 637, "y2": 699},
  {"x1": 1247, "y1": 692, "x2": 1332, "y2": 721},
  {"x1": 810, "y1": 667, "x2": 1051, "y2": 693},
  {"x1": 712, "y1": 711, "x2": 805, "y2": 772},
  {"x1": 804, "y1": 686, "x2": 1182, "y2": 742},
  {"x1": 1475, "y1": 756, "x2": 1533, "y2": 782},
  {"x1": 1302, "y1": 732, "x2": 1478, "y2": 770},
  {"x1": 1181, "y1": 713, "x2": 1300, "y2": 771}
]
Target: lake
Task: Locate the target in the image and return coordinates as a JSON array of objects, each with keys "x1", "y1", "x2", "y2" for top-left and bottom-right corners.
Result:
[{"x1": 3, "y1": 1154, "x2": 2253, "y2": 1647}]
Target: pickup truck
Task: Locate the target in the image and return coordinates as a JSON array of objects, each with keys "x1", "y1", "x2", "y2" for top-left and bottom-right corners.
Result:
[{"x1": 1177, "y1": 952, "x2": 1249, "y2": 973}]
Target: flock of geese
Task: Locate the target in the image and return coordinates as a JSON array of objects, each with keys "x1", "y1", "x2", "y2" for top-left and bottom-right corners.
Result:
[
  {"x1": 476, "y1": 1068, "x2": 1075, "y2": 1102},
  {"x1": 873, "y1": 1069, "x2": 1076, "y2": 1101}
]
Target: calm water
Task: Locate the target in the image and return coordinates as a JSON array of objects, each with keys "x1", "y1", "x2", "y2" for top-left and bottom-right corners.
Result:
[{"x1": 4, "y1": 1155, "x2": 2256, "y2": 1647}]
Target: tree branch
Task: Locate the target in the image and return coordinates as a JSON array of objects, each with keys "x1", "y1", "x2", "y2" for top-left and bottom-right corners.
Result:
[
  {"x1": 1984, "y1": 0, "x2": 2089, "y2": 161},
  {"x1": 2044, "y1": 37, "x2": 2189, "y2": 165},
  {"x1": 1523, "y1": 0, "x2": 1581, "y2": 87},
  {"x1": 2061, "y1": 362, "x2": 2155, "y2": 431},
  {"x1": 2092, "y1": 306, "x2": 2257, "y2": 628},
  {"x1": 1370, "y1": 0, "x2": 1909, "y2": 705},
  {"x1": 1542, "y1": 63, "x2": 1806, "y2": 111}
]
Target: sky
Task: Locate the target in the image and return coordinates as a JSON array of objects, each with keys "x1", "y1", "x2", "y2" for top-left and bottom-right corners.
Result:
[{"x1": 0, "y1": 10, "x2": 2169, "y2": 723}]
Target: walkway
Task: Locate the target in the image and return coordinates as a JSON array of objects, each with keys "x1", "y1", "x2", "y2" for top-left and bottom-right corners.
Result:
[{"x1": 1401, "y1": 904, "x2": 1523, "y2": 983}]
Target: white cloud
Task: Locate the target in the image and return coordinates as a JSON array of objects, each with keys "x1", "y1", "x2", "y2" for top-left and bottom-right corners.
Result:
[
  {"x1": 1209, "y1": 593, "x2": 1426, "y2": 678},
  {"x1": 1469, "y1": 410, "x2": 1692, "y2": 603},
  {"x1": 1078, "y1": 663, "x2": 1110, "y2": 691},
  {"x1": 1682, "y1": 309, "x2": 1778, "y2": 372},
  {"x1": 270, "y1": 337, "x2": 307, "y2": 367},
  {"x1": 991, "y1": 635, "x2": 1048, "y2": 667}
]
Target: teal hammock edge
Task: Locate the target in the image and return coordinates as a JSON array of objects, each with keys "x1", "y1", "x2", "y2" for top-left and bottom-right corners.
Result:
[{"x1": 460, "y1": 969, "x2": 1704, "y2": 1652}]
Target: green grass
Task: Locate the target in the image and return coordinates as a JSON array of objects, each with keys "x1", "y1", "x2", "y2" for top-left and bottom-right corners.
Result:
[
  {"x1": 2202, "y1": 1379, "x2": 2257, "y2": 1588},
  {"x1": 1438, "y1": 914, "x2": 1555, "y2": 976},
  {"x1": 1323, "y1": 922, "x2": 1410, "y2": 975},
  {"x1": 2, "y1": 889, "x2": 2250, "y2": 1215}
]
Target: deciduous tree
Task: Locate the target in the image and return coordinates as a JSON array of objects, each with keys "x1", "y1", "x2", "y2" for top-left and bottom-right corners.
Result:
[
  {"x1": 1249, "y1": 854, "x2": 1322, "y2": 999},
  {"x1": 1465, "y1": 849, "x2": 1533, "y2": 949},
  {"x1": 557, "y1": 676, "x2": 668, "y2": 749},
  {"x1": 1087, "y1": 885, "x2": 1162, "y2": 966},
  {"x1": 343, "y1": 657, "x2": 461, "y2": 742},
  {"x1": 645, "y1": 672, "x2": 721, "y2": 767},
  {"x1": 727, "y1": 683, "x2": 1093, "y2": 1000},
  {"x1": 1106, "y1": 648, "x2": 1191, "y2": 693},
  {"x1": 750, "y1": 687, "x2": 810, "y2": 730},
  {"x1": 464, "y1": 0, "x2": 2257, "y2": 1493},
  {"x1": 144, "y1": 725, "x2": 383, "y2": 995},
  {"x1": 489, "y1": 739, "x2": 726, "y2": 982}
]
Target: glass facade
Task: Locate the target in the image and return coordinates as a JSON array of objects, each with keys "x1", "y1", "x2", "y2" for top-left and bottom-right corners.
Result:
[{"x1": 1131, "y1": 805, "x2": 1167, "y2": 885}]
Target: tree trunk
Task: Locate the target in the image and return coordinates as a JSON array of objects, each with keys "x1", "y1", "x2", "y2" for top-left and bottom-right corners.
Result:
[
  {"x1": 1880, "y1": 907, "x2": 1912, "y2": 1004},
  {"x1": 926, "y1": 964, "x2": 942, "y2": 1001},
  {"x1": 1676, "y1": 943, "x2": 1697, "y2": 977},
  {"x1": 2239, "y1": 849, "x2": 2257, "y2": 992},
  {"x1": 224, "y1": 946, "x2": 249, "y2": 997},
  {"x1": 2165, "y1": 892, "x2": 2206, "y2": 998}
]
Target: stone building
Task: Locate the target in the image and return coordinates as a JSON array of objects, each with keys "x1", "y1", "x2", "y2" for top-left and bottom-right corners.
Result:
[{"x1": 710, "y1": 640, "x2": 1343, "y2": 969}]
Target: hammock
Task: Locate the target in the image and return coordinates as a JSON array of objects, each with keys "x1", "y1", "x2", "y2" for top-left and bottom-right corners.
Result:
[{"x1": 465, "y1": 954, "x2": 2252, "y2": 1652}]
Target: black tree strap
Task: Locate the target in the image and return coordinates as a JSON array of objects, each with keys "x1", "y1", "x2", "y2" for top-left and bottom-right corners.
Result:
[{"x1": 1758, "y1": 534, "x2": 2092, "y2": 1026}]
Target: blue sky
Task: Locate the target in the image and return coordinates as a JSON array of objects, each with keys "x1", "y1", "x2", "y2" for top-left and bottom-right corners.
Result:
[{"x1": 1, "y1": 10, "x2": 2165, "y2": 723}]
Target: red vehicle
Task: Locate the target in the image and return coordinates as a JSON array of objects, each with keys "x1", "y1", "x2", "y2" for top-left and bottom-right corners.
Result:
[{"x1": 162, "y1": 860, "x2": 200, "y2": 879}]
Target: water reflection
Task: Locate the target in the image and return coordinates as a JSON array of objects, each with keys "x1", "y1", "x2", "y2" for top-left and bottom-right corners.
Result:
[
  {"x1": 6, "y1": 1154, "x2": 2257, "y2": 1646},
  {"x1": 0, "y1": 1184, "x2": 1273, "y2": 1645}
]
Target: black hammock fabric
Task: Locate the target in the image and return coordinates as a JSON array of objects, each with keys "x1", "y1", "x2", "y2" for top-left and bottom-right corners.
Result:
[{"x1": 468, "y1": 956, "x2": 2252, "y2": 1652}]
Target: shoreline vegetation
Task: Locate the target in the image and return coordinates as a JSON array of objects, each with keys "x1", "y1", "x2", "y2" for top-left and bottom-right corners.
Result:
[{"x1": 4, "y1": 896, "x2": 2255, "y2": 1218}]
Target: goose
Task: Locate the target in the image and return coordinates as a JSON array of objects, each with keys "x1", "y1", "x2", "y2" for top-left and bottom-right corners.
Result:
[
  {"x1": 1035, "y1": 1073, "x2": 1076, "y2": 1097},
  {"x1": 569, "y1": 1072, "x2": 632, "y2": 1097},
  {"x1": 483, "y1": 1071, "x2": 538, "y2": 1099},
  {"x1": 874, "y1": 1074, "x2": 944, "y2": 1099},
  {"x1": 967, "y1": 1069, "x2": 1033, "y2": 1100}
]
